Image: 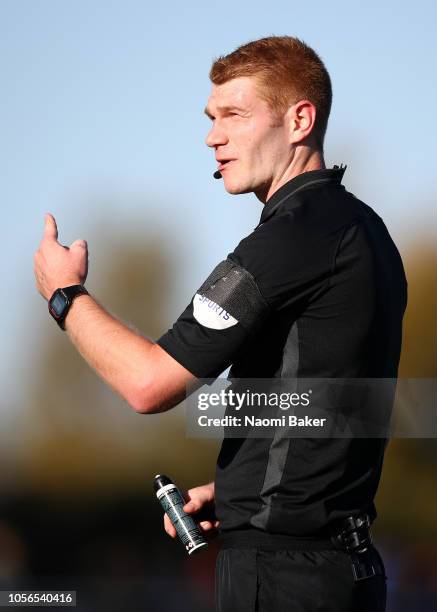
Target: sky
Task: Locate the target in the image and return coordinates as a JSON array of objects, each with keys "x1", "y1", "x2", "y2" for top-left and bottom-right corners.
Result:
[{"x1": 1, "y1": 0, "x2": 436, "y2": 418}]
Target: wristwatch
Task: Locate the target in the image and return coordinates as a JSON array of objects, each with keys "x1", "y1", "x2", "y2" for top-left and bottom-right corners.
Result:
[{"x1": 48, "y1": 285, "x2": 89, "y2": 330}]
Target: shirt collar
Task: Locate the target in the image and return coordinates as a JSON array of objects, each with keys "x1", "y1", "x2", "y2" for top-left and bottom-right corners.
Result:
[{"x1": 258, "y1": 164, "x2": 347, "y2": 227}]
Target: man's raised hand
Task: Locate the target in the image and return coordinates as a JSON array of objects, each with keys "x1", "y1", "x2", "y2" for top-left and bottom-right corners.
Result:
[{"x1": 34, "y1": 213, "x2": 89, "y2": 301}]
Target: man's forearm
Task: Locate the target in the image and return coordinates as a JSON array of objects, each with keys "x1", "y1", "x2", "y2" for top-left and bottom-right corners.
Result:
[{"x1": 64, "y1": 293, "x2": 155, "y2": 410}]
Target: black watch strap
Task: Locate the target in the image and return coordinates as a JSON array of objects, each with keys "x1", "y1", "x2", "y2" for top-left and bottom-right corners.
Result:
[{"x1": 48, "y1": 285, "x2": 89, "y2": 330}]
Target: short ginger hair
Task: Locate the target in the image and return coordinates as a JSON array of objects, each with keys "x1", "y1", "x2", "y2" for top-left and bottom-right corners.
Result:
[{"x1": 210, "y1": 36, "x2": 332, "y2": 147}]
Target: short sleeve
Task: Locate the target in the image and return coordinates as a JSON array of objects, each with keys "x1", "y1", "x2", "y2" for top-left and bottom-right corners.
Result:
[
  {"x1": 157, "y1": 211, "x2": 333, "y2": 379},
  {"x1": 157, "y1": 257, "x2": 270, "y2": 378}
]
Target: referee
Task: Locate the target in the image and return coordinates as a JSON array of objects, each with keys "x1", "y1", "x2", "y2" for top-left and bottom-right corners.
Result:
[{"x1": 34, "y1": 37, "x2": 407, "y2": 611}]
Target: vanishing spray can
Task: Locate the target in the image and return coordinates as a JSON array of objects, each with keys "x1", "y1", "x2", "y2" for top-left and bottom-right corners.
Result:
[{"x1": 154, "y1": 474, "x2": 208, "y2": 555}]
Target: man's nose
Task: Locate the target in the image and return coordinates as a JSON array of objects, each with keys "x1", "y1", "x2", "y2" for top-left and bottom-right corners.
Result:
[{"x1": 205, "y1": 122, "x2": 228, "y2": 148}]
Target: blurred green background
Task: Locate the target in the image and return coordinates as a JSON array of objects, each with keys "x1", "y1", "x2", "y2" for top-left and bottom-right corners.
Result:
[{"x1": 1, "y1": 1, "x2": 436, "y2": 610}]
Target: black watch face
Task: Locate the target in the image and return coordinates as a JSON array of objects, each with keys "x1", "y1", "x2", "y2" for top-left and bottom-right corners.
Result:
[{"x1": 50, "y1": 291, "x2": 67, "y2": 317}]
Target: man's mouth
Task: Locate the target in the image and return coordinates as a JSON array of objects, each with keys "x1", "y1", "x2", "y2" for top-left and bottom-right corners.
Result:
[{"x1": 217, "y1": 159, "x2": 235, "y2": 171}]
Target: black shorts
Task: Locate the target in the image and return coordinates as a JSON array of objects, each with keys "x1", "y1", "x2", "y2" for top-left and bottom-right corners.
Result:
[{"x1": 215, "y1": 546, "x2": 387, "y2": 612}]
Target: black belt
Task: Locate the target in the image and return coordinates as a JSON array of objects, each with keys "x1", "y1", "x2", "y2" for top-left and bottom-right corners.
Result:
[
  {"x1": 220, "y1": 513, "x2": 386, "y2": 582},
  {"x1": 220, "y1": 529, "x2": 338, "y2": 551}
]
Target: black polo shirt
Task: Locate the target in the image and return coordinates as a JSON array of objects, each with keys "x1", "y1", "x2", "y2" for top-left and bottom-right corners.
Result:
[{"x1": 157, "y1": 165, "x2": 407, "y2": 537}]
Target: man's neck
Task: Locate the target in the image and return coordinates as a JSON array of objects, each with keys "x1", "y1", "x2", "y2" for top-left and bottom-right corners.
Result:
[{"x1": 256, "y1": 148, "x2": 325, "y2": 204}]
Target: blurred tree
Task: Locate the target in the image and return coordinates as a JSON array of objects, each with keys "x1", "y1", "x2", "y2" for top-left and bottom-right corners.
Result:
[
  {"x1": 376, "y1": 241, "x2": 437, "y2": 539},
  {"x1": 399, "y1": 242, "x2": 437, "y2": 377}
]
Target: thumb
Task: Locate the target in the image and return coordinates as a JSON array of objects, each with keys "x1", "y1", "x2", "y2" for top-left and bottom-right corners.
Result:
[
  {"x1": 44, "y1": 213, "x2": 58, "y2": 241},
  {"x1": 70, "y1": 239, "x2": 88, "y2": 250}
]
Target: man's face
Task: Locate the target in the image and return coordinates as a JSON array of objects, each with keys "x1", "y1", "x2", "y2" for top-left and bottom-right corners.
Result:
[{"x1": 205, "y1": 77, "x2": 292, "y2": 201}]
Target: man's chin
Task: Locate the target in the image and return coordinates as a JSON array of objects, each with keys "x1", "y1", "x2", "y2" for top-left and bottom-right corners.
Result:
[{"x1": 222, "y1": 179, "x2": 252, "y2": 195}]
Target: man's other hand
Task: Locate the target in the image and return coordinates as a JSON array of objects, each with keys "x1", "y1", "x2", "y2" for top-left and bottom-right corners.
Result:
[
  {"x1": 164, "y1": 481, "x2": 219, "y2": 539},
  {"x1": 34, "y1": 213, "x2": 88, "y2": 301}
]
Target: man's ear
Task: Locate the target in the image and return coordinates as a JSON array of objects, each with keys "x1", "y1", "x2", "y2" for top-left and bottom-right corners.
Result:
[{"x1": 286, "y1": 100, "x2": 317, "y2": 144}]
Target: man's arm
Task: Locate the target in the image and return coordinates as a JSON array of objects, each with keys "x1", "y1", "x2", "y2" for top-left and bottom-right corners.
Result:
[
  {"x1": 64, "y1": 296, "x2": 197, "y2": 413},
  {"x1": 34, "y1": 214, "x2": 197, "y2": 413}
]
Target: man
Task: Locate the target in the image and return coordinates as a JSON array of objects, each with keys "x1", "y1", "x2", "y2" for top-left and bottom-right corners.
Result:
[{"x1": 34, "y1": 36, "x2": 407, "y2": 611}]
